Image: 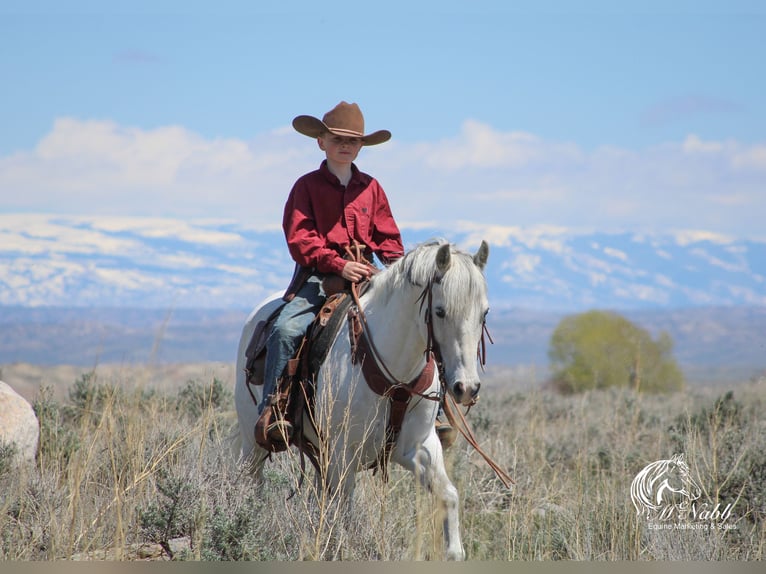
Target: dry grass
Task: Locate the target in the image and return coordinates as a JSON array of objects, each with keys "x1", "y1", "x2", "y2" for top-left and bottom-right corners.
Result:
[{"x1": 1, "y1": 366, "x2": 764, "y2": 561}]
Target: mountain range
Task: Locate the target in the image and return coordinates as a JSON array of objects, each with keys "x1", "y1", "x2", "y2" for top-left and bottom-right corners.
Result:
[
  {"x1": 1, "y1": 214, "x2": 764, "y2": 384},
  {"x1": 1, "y1": 214, "x2": 765, "y2": 310}
]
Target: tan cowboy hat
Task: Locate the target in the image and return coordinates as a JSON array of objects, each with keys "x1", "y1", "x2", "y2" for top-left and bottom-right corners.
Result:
[{"x1": 292, "y1": 101, "x2": 391, "y2": 146}]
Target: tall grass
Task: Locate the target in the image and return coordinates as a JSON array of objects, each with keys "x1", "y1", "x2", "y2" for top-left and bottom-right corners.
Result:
[{"x1": 1, "y1": 370, "x2": 763, "y2": 560}]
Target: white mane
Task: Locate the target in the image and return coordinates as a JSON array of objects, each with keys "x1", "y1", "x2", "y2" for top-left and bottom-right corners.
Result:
[{"x1": 373, "y1": 239, "x2": 487, "y2": 313}]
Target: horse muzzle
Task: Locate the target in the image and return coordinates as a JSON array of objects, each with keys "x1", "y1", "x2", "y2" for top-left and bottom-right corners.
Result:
[{"x1": 451, "y1": 380, "x2": 481, "y2": 406}]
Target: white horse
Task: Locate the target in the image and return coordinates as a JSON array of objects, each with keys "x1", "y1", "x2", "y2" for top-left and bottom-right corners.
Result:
[{"x1": 234, "y1": 239, "x2": 490, "y2": 560}]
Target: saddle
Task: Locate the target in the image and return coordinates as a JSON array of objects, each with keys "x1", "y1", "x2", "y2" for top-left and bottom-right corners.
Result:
[{"x1": 244, "y1": 286, "x2": 356, "y2": 455}]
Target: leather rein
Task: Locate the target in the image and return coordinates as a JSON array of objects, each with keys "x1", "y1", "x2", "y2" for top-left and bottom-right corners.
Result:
[
  {"x1": 345, "y1": 245, "x2": 514, "y2": 488},
  {"x1": 348, "y1": 278, "x2": 440, "y2": 447}
]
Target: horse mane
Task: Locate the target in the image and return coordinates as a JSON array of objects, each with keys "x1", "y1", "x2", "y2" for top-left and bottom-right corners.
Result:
[
  {"x1": 373, "y1": 238, "x2": 487, "y2": 313},
  {"x1": 630, "y1": 455, "x2": 693, "y2": 515},
  {"x1": 631, "y1": 459, "x2": 669, "y2": 513}
]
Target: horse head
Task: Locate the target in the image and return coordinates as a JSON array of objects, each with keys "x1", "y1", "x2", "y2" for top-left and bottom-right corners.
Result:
[
  {"x1": 632, "y1": 454, "x2": 704, "y2": 516},
  {"x1": 664, "y1": 454, "x2": 703, "y2": 510},
  {"x1": 425, "y1": 240, "x2": 490, "y2": 406}
]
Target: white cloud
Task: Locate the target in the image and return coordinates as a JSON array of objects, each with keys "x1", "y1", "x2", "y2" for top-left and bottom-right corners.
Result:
[
  {"x1": 214, "y1": 263, "x2": 260, "y2": 276},
  {"x1": 603, "y1": 247, "x2": 628, "y2": 262},
  {"x1": 80, "y1": 216, "x2": 244, "y2": 245},
  {"x1": 673, "y1": 230, "x2": 734, "y2": 246},
  {"x1": 0, "y1": 214, "x2": 145, "y2": 255},
  {"x1": 682, "y1": 134, "x2": 724, "y2": 154},
  {"x1": 454, "y1": 221, "x2": 573, "y2": 253},
  {"x1": 92, "y1": 267, "x2": 167, "y2": 291},
  {"x1": 690, "y1": 248, "x2": 749, "y2": 273},
  {"x1": 0, "y1": 118, "x2": 304, "y2": 224},
  {"x1": 613, "y1": 283, "x2": 670, "y2": 304},
  {"x1": 708, "y1": 193, "x2": 751, "y2": 206},
  {"x1": 472, "y1": 186, "x2": 567, "y2": 203},
  {"x1": 422, "y1": 121, "x2": 544, "y2": 170},
  {"x1": 587, "y1": 272, "x2": 608, "y2": 286},
  {"x1": 2, "y1": 117, "x2": 766, "y2": 239},
  {"x1": 655, "y1": 274, "x2": 676, "y2": 288},
  {"x1": 732, "y1": 145, "x2": 766, "y2": 171},
  {"x1": 718, "y1": 284, "x2": 766, "y2": 305},
  {"x1": 509, "y1": 253, "x2": 541, "y2": 276}
]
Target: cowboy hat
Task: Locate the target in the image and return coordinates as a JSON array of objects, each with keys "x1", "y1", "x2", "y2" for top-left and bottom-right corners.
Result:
[{"x1": 292, "y1": 101, "x2": 391, "y2": 146}]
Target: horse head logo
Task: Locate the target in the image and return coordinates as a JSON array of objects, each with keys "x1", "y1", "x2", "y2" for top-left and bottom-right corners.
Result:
[{"x1": 630, "y1": 454, "x2": 703, "y2": 518}]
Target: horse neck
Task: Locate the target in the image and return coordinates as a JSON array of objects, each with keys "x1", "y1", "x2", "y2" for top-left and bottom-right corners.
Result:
[{"x1": 361, "y1": 283, "x2": 430, "y2": 382}]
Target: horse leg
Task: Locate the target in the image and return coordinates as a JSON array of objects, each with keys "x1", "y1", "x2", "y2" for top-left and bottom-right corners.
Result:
[{"x1": 397, "y1": 432, "x2": 465, "y2": 560}]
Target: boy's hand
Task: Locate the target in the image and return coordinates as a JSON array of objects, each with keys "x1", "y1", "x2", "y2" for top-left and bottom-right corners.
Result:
[{"x1": 341, "y1": 261, "x2": 372, "y2": 283}]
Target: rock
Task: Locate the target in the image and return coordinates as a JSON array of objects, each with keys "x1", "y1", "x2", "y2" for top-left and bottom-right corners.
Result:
[
  {"x1": 0, "y1": 380, "x2": 40, "y2": 464},
  {"x1": 168, "y1": 536, "x2": 192, "y2": 557}
]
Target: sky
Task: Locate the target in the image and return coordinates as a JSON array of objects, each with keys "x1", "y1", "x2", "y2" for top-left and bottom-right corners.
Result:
[{"x1": 1, "y1": 0, "x2": 765, "y2": 240}]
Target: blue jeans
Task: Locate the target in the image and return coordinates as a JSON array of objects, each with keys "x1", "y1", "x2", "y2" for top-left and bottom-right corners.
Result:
[{"x1": 260, "y1": 273, "x2": 326, "y2": 414}]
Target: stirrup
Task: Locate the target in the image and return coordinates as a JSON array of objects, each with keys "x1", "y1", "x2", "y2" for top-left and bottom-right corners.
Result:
[{"x1": 435, "y1": 414, "x2": 457, "y2": 450}]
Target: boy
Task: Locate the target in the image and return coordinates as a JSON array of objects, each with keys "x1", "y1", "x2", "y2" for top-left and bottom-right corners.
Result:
[{"x1": 260, "y1": 101, "x2": 404, "y2": 442}]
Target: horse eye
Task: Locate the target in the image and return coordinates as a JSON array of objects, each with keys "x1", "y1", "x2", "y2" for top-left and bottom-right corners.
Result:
[{"x1": 435, "y1": 307, "x2": 446, "y2": 319}]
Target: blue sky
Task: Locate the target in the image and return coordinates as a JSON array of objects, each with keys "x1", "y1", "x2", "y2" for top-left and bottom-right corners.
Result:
[{"x1": 2, "y1": 0, "x2": 765, "y2": 239}]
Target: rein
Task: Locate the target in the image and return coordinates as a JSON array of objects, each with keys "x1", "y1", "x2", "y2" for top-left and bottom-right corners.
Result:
[
  {"x1": 348, "y1": 280, "x2": 441, "y2": 404},
  {"x1": 416, "y1": 277, "x2": 514, "y2": 488},
  {"x1": 346, "y1": 244, "x2": 514, "y2": 488},
  {"x1": 346, "y1": 243, "x2": 441, "y2": 404}
]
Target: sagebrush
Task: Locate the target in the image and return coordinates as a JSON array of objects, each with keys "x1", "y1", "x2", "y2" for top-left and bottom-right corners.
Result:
[{"x1": 1, "y1": 370, "x2": 763, "y2": 560}]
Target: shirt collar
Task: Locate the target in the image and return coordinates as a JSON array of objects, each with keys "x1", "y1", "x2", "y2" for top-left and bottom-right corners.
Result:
[{"x1": 319, "y1": 160, "x2": 361, "y2": 186}]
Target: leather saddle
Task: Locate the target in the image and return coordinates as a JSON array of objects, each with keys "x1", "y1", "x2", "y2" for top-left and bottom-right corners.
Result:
[{"x1": 243, "y1": 288, "x2": 356, "y2": 454}]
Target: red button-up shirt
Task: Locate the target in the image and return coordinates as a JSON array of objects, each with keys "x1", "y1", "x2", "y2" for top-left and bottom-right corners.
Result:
[{"x1": 283, "y1": 161, "x2": 404, "y2": 275}]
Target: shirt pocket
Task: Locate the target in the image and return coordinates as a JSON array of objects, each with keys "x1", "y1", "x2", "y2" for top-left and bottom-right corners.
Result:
[{"x1": 353, "y1": 204, "x2": 371, "y2": 238}]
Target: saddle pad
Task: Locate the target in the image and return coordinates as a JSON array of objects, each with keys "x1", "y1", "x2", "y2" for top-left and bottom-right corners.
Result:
[
  {"x1": 307, "y1": 292, "x2": 354, "y2": 376},
  {"x1": 244, "y1": 302, "x2": 285, "y2": 380}
]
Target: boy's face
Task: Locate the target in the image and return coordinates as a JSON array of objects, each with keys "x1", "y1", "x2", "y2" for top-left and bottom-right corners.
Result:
[{"x1": 318, "y1": 133, "x2": 363, "y2": 165}]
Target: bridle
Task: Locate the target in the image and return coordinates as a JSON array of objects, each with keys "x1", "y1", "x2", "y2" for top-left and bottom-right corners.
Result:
[
  {"x1": 416, "y1": 275, "x2": 494, "y2": 409},
  {"x1": 414, "y1": 275, "x2": 512, "y2": 488},
  {"x1": 348, "y1": 278, "x2": 441, "y2": 403},
  {"x1": 347, "y1": 250, "x2": 513, "y2": 488}
]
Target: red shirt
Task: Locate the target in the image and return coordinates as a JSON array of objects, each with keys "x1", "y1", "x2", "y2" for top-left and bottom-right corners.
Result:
[{"x1": 283, "y1": 161, "x2": 404, "y2": 275}]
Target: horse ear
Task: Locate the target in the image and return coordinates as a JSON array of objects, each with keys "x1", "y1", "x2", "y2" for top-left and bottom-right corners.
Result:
[
  {"x1": 473, "y1": 240, "x2": 489, "y2": 270},
  {"x1": 436, "y1": 244, "x2": 451, "y2": 272}
]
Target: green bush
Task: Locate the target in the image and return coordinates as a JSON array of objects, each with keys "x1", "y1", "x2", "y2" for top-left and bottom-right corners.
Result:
[
  {"x1": 138, "y1": 469, "x2": 200, "y2": 557},
  {"x1": 201, "y1": 498, "x2": 259, "y2": 560},
  {"x1": 64, "y1": 371, "x2": 120, "y2": 426},
  {"x1": 33, "y1": 385, "x2": 81, "y2": 471},
  {"x1": 548, "y1": 310, "x2": 684, "y2": 394},
  {"x1": 668, "y1": 390, "x2": 766, "y2": 535},
  {"x1": 0, "y1": 442, "x2": 17, "y2": 477},
  {"x1": 176, "y1": 378, "x2": 231, "y2": 420}
]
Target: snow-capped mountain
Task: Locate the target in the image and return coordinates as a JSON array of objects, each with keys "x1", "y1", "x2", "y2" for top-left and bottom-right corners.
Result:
[
  {"x1": 1, "y1": 214, "x2": 765, "y2": 382},
  {"x1": 1, "y1": 214, "x2": 764, "y2": 311}
]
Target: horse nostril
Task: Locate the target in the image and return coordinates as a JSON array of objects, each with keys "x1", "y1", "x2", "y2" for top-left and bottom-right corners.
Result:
[
  {"x1": 471, "y1": 383, "x2": 481, "y2": 398},
  {"x1": 453, "y1": 382, "x2": 465, "y2": 398}
]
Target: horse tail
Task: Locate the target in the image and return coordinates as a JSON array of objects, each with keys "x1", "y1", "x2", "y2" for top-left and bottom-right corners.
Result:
[{"x1": 229, "y1": 427, "x2": 242, "y2": 459}]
